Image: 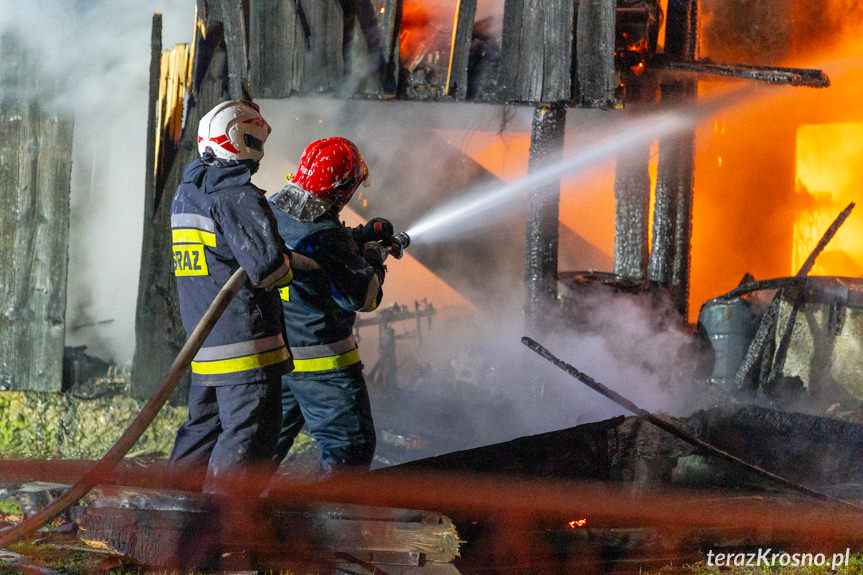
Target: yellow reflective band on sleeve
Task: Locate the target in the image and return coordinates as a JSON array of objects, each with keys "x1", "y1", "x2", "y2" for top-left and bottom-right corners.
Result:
[
  {"x1": 173, "y1": 244, "x2": 209, "y2": 276},
  {"x1": 272, "y1": 268, "x2": 293, "y2": 289},
  {"x1": 279, "y1": 285, "x2": 290, "y2": 301},
  {"x1": 172, "y1": 228, "x2": 217, "y2": 247},
  {"x1": 367, "y1": 273, "x2": 381, "y2": 311},
  {"x1": 191, "y1": 346, "x2": 290, "y2": 375},
  {"x1": 291, "y1": 348, "x2": 361, "y2": 372}
]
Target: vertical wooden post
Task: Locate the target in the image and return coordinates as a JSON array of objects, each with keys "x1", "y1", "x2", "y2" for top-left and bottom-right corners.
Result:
[
  {"x1": 132, "y1": 5, "x2": 230, "y2": 401},
  {"x1": 648, "y1": 0, "x2": 697, "y2": 319},
  {"x1": 133, "y1": 13, "x2": 185, "y2": 401},
  {"x1": 525, "y1": 104, "x2": 566, "y2": 334},
  {"x1": 446, "y1": 0, "x2": 477, "y2": 100},
  {"x1": 145, "y1": 15, "x2": 161, "y2": 207},
  {"x1": 613, "y1": 142, "x2": 651, "y2": 279}
]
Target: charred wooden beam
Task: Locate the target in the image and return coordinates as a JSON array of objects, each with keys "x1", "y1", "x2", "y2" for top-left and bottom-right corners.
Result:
[
  {"x1": 576, "y1": 0, "x2": 616, "y2": 108},
  {"x1": 445, "y1": 0, "x2": 477, "y2": 100},
  {"x1": 648, "y1": 0, "x2": 696, "y2": 319},
  {"x1": 380, "y1": 0, "x2": 403, "y2": 96},
  {"x1": 501, "y1": 0, "x2": 573, "y2": 103},
  {"x1": 733, "y1": 203, "x2": 855, "y2": 392},
  {"x1": 525, "y1": 104, "x2": 566, "y2": 334},
  {"x1": 79, "y1": 486, "x2": 460, "y2": 571},
  {"x1": 613, "y1": 141, "x2": 651, "y2": 279},
  {"x1": 132, "y1": 7, "x2": 230, "y2": 401},
  {"x1": 132, "y1": 15, "x2": 166, "y2": 400},
  {"x1": 670, "y1": 115, "x2": 695, "y2": 317},
  {"x1": 653, "y1": 59, "x2": 831, "y2": 88},
  {"x1": 521, "y1": 336, "x2": 863, "y2": 512},
  {"x1": 667, "y1": 0, "x2": 696, "y2": 320},
  {"x1": 144, "y1": 14, "x2": 161, "y2": 211}
]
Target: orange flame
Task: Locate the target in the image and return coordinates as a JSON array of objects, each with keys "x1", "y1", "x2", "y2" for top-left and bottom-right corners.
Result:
[
  {"x1": 793, "y1": 123, "x2": 863, "y2": 276},
  {"x1": 569, "y1": 518, "x2": 587, "y2": 528}
]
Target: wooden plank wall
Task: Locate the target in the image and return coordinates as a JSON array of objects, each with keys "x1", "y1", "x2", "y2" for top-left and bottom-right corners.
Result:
[
  {"x1": 248, "y1": 0, "x2": 345, "y2": 97},
  {"x1": 249, "y1": 0, "x2": 297, "y2": 98},
  {"x1": 250, "y1": 0, "x2": 396, "y2": 98},
  {"x1": 500, "y1": 0, "x2": 574, "y2": 103},
  {"x1": 0, "y1": 33, "x2": 73, "y2": 392},
  {"x1": 250, "y1": 0, "x2": 593, "y2": 104}
]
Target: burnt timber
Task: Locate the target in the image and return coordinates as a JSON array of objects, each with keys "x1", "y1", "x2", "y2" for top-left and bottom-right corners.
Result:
[
  {"x1": 60, "y1": 405, "x2": 863, "y2": 573},
  {"x1": 79, "y1": 486, "x2": 460, "y2": 574},
  {"x1": 131, "y1": 0, "x2": 831, "y2": 397}
]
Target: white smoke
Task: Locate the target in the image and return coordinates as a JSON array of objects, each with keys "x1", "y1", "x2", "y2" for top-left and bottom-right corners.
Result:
[
  {"x1": 1, "y1": 3, "x2": 705, "y2": 450},
  {"x1": 0, "y1": 0, "x2": 196, "y2": 362},
  {"x1": 254, "y1": 96, "x2": 708, "y2": 455}
]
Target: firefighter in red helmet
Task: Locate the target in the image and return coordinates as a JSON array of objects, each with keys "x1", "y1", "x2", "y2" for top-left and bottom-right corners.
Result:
[{"x1": 269, "y1": 137, "x2": 393, "y2": 475}]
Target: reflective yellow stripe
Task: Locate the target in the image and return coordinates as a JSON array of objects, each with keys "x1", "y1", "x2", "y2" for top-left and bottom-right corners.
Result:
[
  {"x1": 272, "y1": 268, "x2": 293, "y2": 289},
  {"x1": 367, "y1": 275, "x2": 381, "y2": 311},
  {"x1": 291, "y1": 348, "x2": 360, "y2": 372},
  {"x1": 191, "y1": 347, "x2": 289, "y2": 375},
  {"x1": 172, "y1": 228, "x2": 216, "y2": 246},
  {"x1": 173, "y1": 244, "x2": 209, "y2": 276},
  {"x1": 279, "y1": 285, "x2": 290, "y2": 301}
]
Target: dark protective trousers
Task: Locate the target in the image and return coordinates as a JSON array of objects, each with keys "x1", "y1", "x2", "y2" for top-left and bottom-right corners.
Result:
[
  {"x1": 273, "y1": 363, "x2": 376, "y2": 474},
  {"x1": 165, "y1": 380, "x2": 281, "y2": 494}
]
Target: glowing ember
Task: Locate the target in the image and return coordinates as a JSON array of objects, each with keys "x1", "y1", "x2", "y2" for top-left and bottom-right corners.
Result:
[{"x1": 569, "y1": 518, "x2": 587, "y2": 528}]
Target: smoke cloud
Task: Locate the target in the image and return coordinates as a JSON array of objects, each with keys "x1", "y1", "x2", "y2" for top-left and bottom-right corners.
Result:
[
  {"x1": 11, "y1": 0, "x2": 854, "y2": 458},
  {"x1": 256, "y1": 96, "x2": 708, "y2": 456},
  {"x1": 0, "y1": 0, "x2": 196, "y2": 363}
]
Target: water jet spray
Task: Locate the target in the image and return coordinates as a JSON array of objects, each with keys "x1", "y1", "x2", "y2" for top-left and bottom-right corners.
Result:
[{"x1": 402, "y1": 86, "x2": 763, "y2": 247}]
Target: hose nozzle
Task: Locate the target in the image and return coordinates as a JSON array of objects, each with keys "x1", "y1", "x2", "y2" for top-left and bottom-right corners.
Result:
[{"x1": 389, "y1": 231, "x2": 411, "y2": 259}]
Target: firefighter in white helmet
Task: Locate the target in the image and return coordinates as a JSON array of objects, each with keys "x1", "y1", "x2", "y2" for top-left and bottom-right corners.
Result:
[{"x1": 164, "y1": 100, "x2": 293, "y2": 494}]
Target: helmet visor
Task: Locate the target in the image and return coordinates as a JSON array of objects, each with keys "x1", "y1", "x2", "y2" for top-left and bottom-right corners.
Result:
[{"x1": 243, "y1": 132, "x2": 264, "y2": 152}]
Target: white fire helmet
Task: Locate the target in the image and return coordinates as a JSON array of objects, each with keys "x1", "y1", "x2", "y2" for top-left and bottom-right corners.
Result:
[{"x1": 197, "y1": 100, "x2": 272, "y2": 163}]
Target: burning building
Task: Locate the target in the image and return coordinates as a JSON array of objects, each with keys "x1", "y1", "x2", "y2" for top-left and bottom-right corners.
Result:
[{"x1": 3, "y1": 0, "x2": 863, "y2": 571}]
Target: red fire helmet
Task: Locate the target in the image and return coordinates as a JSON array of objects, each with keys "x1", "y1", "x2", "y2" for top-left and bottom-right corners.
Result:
[{"x1": 291, "y1": 137, "x2": 370, "y2": 207}]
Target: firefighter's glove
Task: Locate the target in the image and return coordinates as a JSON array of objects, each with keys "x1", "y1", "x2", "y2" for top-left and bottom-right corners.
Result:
[
  {"x1": 363, "y1": 241, "x2": 388, "y2": 284},
  {"x1": 266, "y1": 253, "x2": 294, "y2": 290},
  {"x1": 353, "y1": 217, "x2": 394, "y2": 247}
]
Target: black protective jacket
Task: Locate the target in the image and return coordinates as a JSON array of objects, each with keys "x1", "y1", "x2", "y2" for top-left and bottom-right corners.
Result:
[
  {"x1": 270, "y1": 207, "x2": 383, "y2": 373},
  {"x1": 171, "y1": 159, "x2": 292, "y2": 385}
]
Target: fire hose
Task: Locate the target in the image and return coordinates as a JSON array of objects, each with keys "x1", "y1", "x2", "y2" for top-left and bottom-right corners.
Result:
[
  {"x1": 521, "y1": 336, "x2": 863, "y2": 514},
  {"x1": 0, "y1": 250, "x2": 323, "y2": 549}
]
